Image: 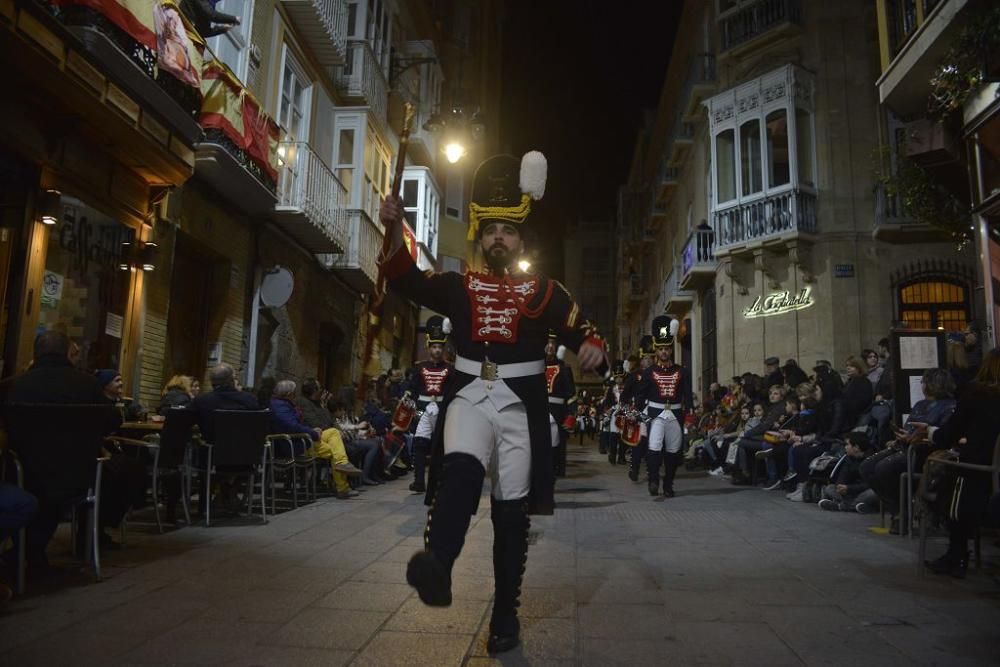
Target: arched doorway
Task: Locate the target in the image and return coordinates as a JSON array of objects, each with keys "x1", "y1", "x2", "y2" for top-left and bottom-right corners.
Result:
[{"x1": 892, "y1": 259, "x2": 974, "y2": 332}]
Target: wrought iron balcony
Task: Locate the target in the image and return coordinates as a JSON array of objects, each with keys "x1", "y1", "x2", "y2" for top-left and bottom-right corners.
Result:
[
  {"x1": 280, "y1": 0, "x2": 349, "y2": 66},
  {"x1": 322, "y1": 209, "x2": 383, "y2": 292},
  {"x1": 713, "y1": 188, "x2": 817, "y2": 252},
  {"x1": 335, "y1": 40, "x2": 389, "y2": 126},
  {"x1": 680, "y1": 227, "x2": 717, "y2": 289},
  {"x1": 720, "y1": 0, "x2": 803, "y2": 53},
  {"x1": 873, "y1": 181, "x2": 946, "y2": 241},
  {"x1": 274, "y1": 142, "x2": 348, "y2": 253}
]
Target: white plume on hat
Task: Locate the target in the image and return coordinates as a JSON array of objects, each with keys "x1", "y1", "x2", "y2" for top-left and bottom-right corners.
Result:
[
  {"x1": 519, "y1": 151, "x2": 547, "y2": 200},
  {"x1": 442, "y1": 318, "x2": 452, "y2": 334},
  {"x1": 556, "y1": 345, "x2": 566, "y2": 361},
  {"x1": 658, "y1": 319, "x2": 680, "y2": 339}
]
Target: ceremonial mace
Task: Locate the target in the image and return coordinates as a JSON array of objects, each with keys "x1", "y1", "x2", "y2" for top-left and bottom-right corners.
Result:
[{"x1": 359, "y1": 102, "x2": 416, "y2": 401}]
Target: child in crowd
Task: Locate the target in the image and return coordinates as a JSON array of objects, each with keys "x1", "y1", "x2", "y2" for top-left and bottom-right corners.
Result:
[{"x1": 818, "y1": 431, "x2": 878, "y2": 512}]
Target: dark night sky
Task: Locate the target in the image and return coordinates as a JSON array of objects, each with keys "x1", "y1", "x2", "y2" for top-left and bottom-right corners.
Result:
[{"x1": 498, "y1": 1, "x2": 682, "y2": 279}]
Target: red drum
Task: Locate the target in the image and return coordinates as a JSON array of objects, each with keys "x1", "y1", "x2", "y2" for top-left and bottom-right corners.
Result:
[
  {"x1": 391, "y1": 397, "x2": 417, "y2": 432},
  {"x1": 620, "y1": 415, "x2": 642, "y2": 447},
  {"x1": 613, "y1": 413, "x2": 625, "y2": 431}
]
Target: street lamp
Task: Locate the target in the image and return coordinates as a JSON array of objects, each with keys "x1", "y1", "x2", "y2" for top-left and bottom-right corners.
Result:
[
  {"x1": 517, "y1": 259, "x2": 531, "y2": 273},
  {"x1": 444, "y1": 141, "x2": 467, "y2": 164}
]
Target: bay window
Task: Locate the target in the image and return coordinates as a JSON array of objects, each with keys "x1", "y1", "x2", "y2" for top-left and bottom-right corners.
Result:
[
  {"x1": 716, "y1": 129, "x2": 736, "y2": 203},
  {"x1": 740, "y1": 119, "x2": 762, "y2": 196},
  {"x1": 332, "y1": 110, "x2": 390, "y2": 215},
  {"x1": 766, "y1": 110, "x2": 790, "y2": 187}
]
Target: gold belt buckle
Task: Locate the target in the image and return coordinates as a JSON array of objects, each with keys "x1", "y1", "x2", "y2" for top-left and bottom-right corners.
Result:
[{"x1": 481, "y1": 358, "x2": 499, "y2": 381}]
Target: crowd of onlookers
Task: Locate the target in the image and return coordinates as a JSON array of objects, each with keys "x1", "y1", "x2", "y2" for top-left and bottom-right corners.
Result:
[
  {"x1": 0, "y1": 329, "x2": 415, "y2": 602},
  {"x1": 679, "y1": 324, "x2": 1000, "y2": 578}
]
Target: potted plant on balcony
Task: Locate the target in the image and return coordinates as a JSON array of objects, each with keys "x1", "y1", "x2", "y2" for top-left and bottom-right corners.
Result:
[{"x1": 927, "y1": 5, "x2": 1000, "y2": 121}]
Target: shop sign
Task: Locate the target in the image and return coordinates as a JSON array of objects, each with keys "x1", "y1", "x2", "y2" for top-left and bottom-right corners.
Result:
[
  {"x1": 58, "y1": 204, "x2": 135, "y2": 273},
  {"x1": 743, "y1": 288, "x2": 814, "y2": 319},
  {"x1": 41, "y1": 270, "x2": 64, "y2": 308}
]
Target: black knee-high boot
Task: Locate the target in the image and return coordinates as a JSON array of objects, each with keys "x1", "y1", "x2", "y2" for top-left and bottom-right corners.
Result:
[
  {"x1": 555, "y1": 432, "x2": 567, "y2": 477},
  {"x1": 628, "y1": 438, "x2": 647, "y2": 481},
  {"x1": 488, "y1": 497, "x2": 529, "y2": 654},
  {"x1": 598, "y1": 431, "x2": 608, "y2": 455},
  {"x1": 409, "y1": 437, "x2": 430, "y2": 493},
  {"x1": 407, "y1": 452, "x2": 485, "y2": 606},
  {"x1": 646, "y1": 451, "x2": 663, "y2": 496},
  {"x1": 663, "y1": 451, "x2": 681, "y2": 498}
]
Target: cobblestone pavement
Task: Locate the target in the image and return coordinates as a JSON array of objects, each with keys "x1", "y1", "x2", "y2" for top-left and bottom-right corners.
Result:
[{"x1": 2, "y1": 438, "x2": 999, "y2": 665}]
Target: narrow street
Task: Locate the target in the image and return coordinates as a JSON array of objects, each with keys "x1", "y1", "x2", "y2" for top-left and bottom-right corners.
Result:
[{"x1": 1, "y1": 437, "x2": 998, "y2": 666}]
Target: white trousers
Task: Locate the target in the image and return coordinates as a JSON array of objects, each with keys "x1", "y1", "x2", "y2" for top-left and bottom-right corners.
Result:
[
  {"x1": 443, "y1": 394, "x2": 531, "y2": 500},
  {"x1": 648, "y1": 410, "x2": 683, "y2": 454},
  {"x1": 414, "y1": 401, "x2": 439, "y2": 440},
  {"x1": 549, "y1": 414, "x2": 559, "y2": 448}
]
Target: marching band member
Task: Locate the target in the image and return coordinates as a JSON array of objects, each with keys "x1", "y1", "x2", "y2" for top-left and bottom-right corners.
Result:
[
  {"x1": 601, "y1": 361, "x2": 626, "y2": 464},
  {"x1": 623, "y1": 335, "x2": 654, "y2": 481},
  {"x1": 407, "y1": 315, "x2": 454, "y2": 493},
  {"x1": 545, "y1": 332, "x2": 577, "y2": 478},
  {"x1": 634, "y1": 315, "x2": 692, "y2": 497},
  {"x1": 379, "y1": 151, "x2": 607, "y2": 654}
]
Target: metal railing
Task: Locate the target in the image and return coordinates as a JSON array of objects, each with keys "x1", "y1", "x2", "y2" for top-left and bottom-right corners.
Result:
[
  {"x1": 874, "y1": 181, "x2": 917, "y2": 226},
  {"x1": 337, "y1": 40, "x2": 389, "y2": 125},
  {"x1": 713, "y1": 189, "x2": 817, "y2": 248},
  {"x1": 689, "y1": 53, "x2": 717, "y2": 87},
  {"x1": 279, "y1": 0, "x2": 349, "y2": 66},
  {"x1": 720, "y1": 0, "x2": 803, "y2": 51},
  {"x1": 681, "y1": 227, "x2": 716, "y2": 277},
  {"x1": 276, "y1": 141, "x2": 348, "y2": 249},
  {"x1": 325, "y1": 209, "x2": 383, "y2": 285}
]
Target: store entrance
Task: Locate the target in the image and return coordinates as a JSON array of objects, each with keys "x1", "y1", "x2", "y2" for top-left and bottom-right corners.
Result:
[{"x1": 164, "y1": 233, "x2": 217, "y2": 381}]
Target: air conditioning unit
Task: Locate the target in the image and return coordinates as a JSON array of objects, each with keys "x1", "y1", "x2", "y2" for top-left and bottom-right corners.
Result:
[{"x1": 905, "y1": 118, "x2": 959, "y2": 167}]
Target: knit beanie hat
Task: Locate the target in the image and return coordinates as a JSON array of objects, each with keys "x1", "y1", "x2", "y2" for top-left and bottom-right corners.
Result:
[{"x1": 95, "y1": 369, "x2": 120, "y2": 388}]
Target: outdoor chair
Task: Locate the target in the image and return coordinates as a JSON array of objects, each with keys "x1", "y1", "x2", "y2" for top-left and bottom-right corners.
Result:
[
  {"x1": 2, "y1": 403, "x2": 119, "y2": 583},
  {"x1": 917, "y1": 434, "x2": 1000, "y2": 574},
  {"x1": 266, "y1": 433, "x2": 316, "y2": 514},
  {"x1": 141, "y1": 408, "x2": 198, "y2": 530},
  {"x1": 191, "y1": 409, "x2": 269, "y2": 526}
]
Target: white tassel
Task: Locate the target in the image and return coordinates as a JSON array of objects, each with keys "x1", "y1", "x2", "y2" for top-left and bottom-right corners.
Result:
[
  {"x1": 557, "y1": 345, "x2": 566, "y2": 361},
  {"x1": 623, "y1": 360, "x2": 631, "y2": 374},
  {"x1": 519, "y1": 151, "x2": 547, "y2": 200},
  {"x1": 670, "y1": 319, "x2": 680, "y2": 337},
  {"x1": 442, "y1": 318, "x2": 452, "y2": 334}
]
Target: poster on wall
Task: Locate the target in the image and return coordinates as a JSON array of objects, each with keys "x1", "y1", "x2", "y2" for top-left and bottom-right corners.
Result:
[
  {"x1": 41, "y1": 271, "x2": 64, "y2": 308},
  {"x1": 105, "y1": 313, "x2": 123, "y2": 339},
  {"x1": 208, "y1": 342, "x2": 223, "y2": 365}
]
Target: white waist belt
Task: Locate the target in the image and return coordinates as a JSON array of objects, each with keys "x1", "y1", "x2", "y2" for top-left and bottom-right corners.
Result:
[
  {"x1": 418, "y1": 395, "x2": 441, "y2": 403},
  {"x1": 648, "y1": 401, "x2": 682, "y2": 410},
  {"x1": 455, "y1": 355, "x2": 545, "y2": 379},
  {"x1": 548, "y1": 397, "x2": 566, "y2": 405}
]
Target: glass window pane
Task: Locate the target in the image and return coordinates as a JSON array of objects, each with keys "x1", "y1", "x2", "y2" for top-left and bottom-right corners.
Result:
[
  {"x1": 337, "y1": 129, "x2": 354, "y2": 166},
  {"x1": 716, "y1": 130, "x2": 736, "y2": 203},
  {"x1": 403, "y1": 179, "x2": 418, "y2": 207},
  {"x1": 740, "y1": 120, "x2": 762, "y2": 196},
  {"x1": 766, "y1": 110, "x2": 789, "y2": 188},
  {"x1": 796, "y1": 108, "x2": 814, "y2": 186}
]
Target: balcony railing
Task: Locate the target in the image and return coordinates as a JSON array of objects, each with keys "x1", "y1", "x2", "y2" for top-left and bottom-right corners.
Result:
[
  {"x1": 720, "y1": 0, "x2": 803, "y2": 52},
  {"x1": 336, "y1": 40, "x2": 389, "y2": 125},
  {"x1": 275, "y1": 142, "x2": 348, "y2": 253},
  {"x1": 682, "y1": 53, "x2": 717, "y2": 120},
  {"x1": 280, "y1": 0, "x2": 349, "y2": 66},
  {"x1": 681, "y1": 227, "x2": 717, "y2": 279},
  {"x1": 714, "y1": 189, "x2": 817, "y2": 250},
  {"x1": 323, "y1": 209, "x2": 383, "y2": 291}
]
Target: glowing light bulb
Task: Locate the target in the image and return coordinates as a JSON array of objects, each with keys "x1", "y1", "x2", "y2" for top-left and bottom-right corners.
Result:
[
  {"x1": 517, "y1": 260, "x2": 531, "y2": 272},
  {"x1": 444, "y1": 142, "x2": 466, "y2": 164}
]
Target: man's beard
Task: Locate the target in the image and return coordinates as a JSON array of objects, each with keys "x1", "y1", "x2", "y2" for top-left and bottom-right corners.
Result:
[{"x1": 484, "y1": 244, "x2": 514, "y2": 273}]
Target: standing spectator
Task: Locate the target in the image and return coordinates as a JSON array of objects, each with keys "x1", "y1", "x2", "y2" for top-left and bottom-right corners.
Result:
[
  {"x1": 945, "y1": 339, "x2": 975, "y2": 397},
  {"x1": 862, "y1": 349, "x2": 883, "y2": 389},
  {"x1": 764, "y1": 357, "x2": 784, "y2": 392},
  {"x1": 832, "y1": 357, "x2": 874, "y2": 435},
  {"x1": 782, "y1": 360, "x2": 809, "y2": 387},
  {"x1": 913, "y1": 350, "x2": 1000, "y2": 578},
  {"x1": 963, "y1": 322, "x2": 983, "y2": 374}
]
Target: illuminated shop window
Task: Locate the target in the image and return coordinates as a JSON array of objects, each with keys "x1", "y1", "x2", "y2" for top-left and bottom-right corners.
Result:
[{"x1": 898, "y1": 281, "x2": 969, "y2": 331}]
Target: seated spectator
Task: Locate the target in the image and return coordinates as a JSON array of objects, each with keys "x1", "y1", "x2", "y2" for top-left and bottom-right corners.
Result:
[
  {"x1": 818, "y1": 431, "x2": 878, "y2": 512},
  {"x1": 330, "y1": 401, "x2": 383, "y2": 486},
  {"x1": 0, "y1": 331, "x2": 112, "y2": 565},
  {"x1": 269, "y1": 380, "x2": 320, "y2": 440},
  {"x1": 95, "y1": 369, "x2": 144, "y2": 421},
  {"x1": 761, "y1": 396, "x2": 813, "y2": 490},
  {"x1": 0, "y1": 481, "x2": 38, "y2": 601},
  {"x1": 158, "y1": 375, "x2": 195, "y2": 415},
  {"x1": 733, "y1": 385, "x2": 788, "y2": 485},
  {"x1": 706, "y1": 405, "x2": 751, "y2": 475},
  {"x1": 780, "y1": 396, "x2": 826, "y2": 500},
  {"x1": 190, "y1": 364, "x2": 260, "y2": 444},
  {"x1": 945, "y1": 339, "x2": 975, "y2": 397},
  {"x1": 295, "y1": 378, "x2": 363, "y2": 499},
  {"x1": 859, "y1": 368, "x2": 956, "y2": 533}
]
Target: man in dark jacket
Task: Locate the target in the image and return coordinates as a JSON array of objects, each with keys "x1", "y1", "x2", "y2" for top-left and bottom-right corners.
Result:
[
  {"x1": 764, "y1": 357, "x2": 784, "y2": 391},
  {"x1": 0, "y1": 331, "x2": 112, "y2": 563},
  {"x1": 189, "y1": 363, "x2": 260, "y2": 443}
]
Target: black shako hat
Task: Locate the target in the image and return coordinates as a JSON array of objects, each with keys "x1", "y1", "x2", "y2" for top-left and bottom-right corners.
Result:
[
  {"x1": 652, "y1": 314, "x2": 679, "y2": 348},
  {"x1": 424, "y1": 315, "x2": 451, "y2": 346},
  {"x1": 467, "y1": 152, "x2": 547, "y2": 240}
]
